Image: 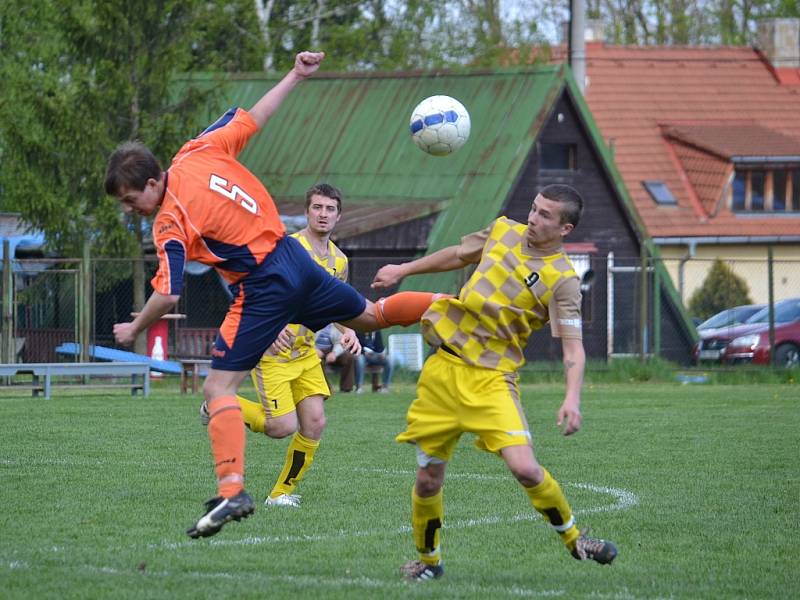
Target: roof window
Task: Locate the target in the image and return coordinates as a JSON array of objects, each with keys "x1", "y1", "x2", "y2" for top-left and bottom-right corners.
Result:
[{"x1": 643, "y1": 181, "x2": 677, "y2": 205}]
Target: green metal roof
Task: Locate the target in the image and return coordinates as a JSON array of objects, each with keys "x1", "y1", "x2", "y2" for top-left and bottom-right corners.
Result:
[
  {"x1": 179, "y1": 66, "x2": 695, "y2": 347},
  {"x1": 183, "y1": 65, "x2": 568, "y2": 293}
]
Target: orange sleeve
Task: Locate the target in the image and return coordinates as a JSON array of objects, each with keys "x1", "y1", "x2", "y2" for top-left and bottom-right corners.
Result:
[
  {"x1": 150, "y1": 211, "x2": 188, "y2": 296},
  {"x1": 195, "y1": 107, "x2": 259, "y2": 157}
]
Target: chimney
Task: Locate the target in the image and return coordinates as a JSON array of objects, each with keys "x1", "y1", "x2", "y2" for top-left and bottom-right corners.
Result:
[
  {"x1": 585, "y1": 19, "x2": 606, "y2": 42},
  {"x1": 560, "y1": 19, "x2": 605, "y2": 44},
  {"x1": 757, "y1": 18, "x2": 800, "y2": 68},
  {"x1": 569, "y1": 0, "x2": 587, "y2": 94}
]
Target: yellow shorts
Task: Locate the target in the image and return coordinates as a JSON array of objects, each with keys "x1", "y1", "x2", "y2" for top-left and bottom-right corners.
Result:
[
  {"x1": 250, "y1": 351, "x2": 330, "y2": 419},
  {"x1": 396, "y1": 349, "x2": 531, "y2": 461}
]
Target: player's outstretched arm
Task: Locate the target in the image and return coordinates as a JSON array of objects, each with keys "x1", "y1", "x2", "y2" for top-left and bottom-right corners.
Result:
[
  {"x1": 113, "y1": 292, "x2": 179, "y2": 346},
  {"x1": 557, "y1": 336, "x2": 585, "y2": 436},
  {"x1": 248, "y1": 51, "x2": 325, "y2": 129},
  {"x1": 371, "y1": 245, "x2": 467, "y2": 289}
]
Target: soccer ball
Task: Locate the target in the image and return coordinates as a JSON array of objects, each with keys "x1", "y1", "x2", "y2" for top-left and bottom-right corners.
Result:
[{"x1": 409, "y1": 95, "x2": 471, "y2": 156}]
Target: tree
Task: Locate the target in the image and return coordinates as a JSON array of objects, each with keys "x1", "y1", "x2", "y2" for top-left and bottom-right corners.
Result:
[
  {"x1": 0, "y1": 0, "x2": 264, "y2": 352},
  {"x1": 0, "y1": 0, "x2": 264, "y2": 257},
  {"x1": 688, "y1": 259, "x2": 754, "y2": 320}
]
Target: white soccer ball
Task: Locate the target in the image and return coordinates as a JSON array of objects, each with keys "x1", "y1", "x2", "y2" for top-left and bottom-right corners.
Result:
[{"x1": 409, "y1": 95, "x2": 471, "y2": 156}]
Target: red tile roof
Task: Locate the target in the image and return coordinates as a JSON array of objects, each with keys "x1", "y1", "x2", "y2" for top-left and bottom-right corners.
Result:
[
  {"x1": 581, "y1": 45, "x2": 800, "y2": 238},
  {"x1": 772, "y1": 66, "x2": 800, "y2": 86},
  {"x1": 664, "y1": 123, "x2": 800, "y2": 158}
]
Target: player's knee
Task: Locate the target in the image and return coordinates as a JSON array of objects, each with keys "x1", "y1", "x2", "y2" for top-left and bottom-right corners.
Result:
[
  {"x1": 300, "y1": 413, "x2": 326, "y2": 439},
  {"x1": 415, "y1": 467, "x2": 444, "y2": 496},
  {"x1": 263, "y1": 419, "x2": 297, "y2": 439},
  {"x1": 509, "y1": 462, "x2": 544, "y2": 488}
]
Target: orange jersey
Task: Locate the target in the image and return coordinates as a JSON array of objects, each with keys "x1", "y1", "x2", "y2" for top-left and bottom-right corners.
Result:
[{"x1": 151, "y1": 108, "x2": 285, "y2": 295}]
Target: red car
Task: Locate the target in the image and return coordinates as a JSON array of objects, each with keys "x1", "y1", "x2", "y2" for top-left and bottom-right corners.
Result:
[
  {"x1": 691, "y1": 304, "x2": 765, "y2": 364},
  {"x1": 697, "y1": 298, "x2": 800, "y2": 367}
]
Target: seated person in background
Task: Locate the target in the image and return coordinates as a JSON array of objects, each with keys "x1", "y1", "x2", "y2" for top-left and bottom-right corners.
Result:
[
  {"x1": 315, "y1": 323, "x2": 356, "y2": 392},
  {"x1": 355, "y1": 330, "x2": 395, "y2": 393}
]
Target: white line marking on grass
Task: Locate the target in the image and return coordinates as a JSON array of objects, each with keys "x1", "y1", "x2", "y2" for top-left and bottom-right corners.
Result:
[
  {"x1": 147, "y1": 469, "x2": 637, "y2": 551},
  {"x1": 76, "y1": 563, "x2": 567, "y2": 597}
]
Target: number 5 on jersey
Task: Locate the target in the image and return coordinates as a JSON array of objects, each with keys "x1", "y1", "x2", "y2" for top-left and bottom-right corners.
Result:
[{"x1": 209, "y1": 174, "x2": 258, "y2": 214}]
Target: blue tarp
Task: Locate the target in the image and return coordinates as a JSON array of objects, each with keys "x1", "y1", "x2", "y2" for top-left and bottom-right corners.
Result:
[{"x1": 55, "y1": 342, "x2": 186, "y2": 375}]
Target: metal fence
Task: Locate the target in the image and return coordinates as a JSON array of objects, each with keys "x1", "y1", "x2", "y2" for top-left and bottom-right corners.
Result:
[{"x1": 2, "y1": 252, "x2": 798, "y2": 367}]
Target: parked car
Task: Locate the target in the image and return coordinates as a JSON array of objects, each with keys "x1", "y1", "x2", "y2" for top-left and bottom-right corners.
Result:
[
  {"x1": 693, "y1": 298, "x2": 800, "y2": 367},
  {"x1": 692, "y1": 304, "x2": 765, "y2": 363},
  {"x1": 696, "y1": 304, "x2": 766, "y2": 332}
]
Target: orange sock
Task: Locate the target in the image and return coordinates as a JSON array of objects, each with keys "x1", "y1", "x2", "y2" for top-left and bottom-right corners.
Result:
[
  {"x1": 374, "y1": 292, "x2": 452, "y2": 327},
  {"x1": 207, "y1": 395, "x2": 245, "y2": 498}
]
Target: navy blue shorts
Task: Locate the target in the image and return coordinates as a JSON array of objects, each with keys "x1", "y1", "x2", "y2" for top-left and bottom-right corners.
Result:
[{"x1": 211, "y1": 236, "x2": 367, "y2": 371}]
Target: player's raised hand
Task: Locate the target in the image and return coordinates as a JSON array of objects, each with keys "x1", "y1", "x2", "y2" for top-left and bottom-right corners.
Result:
[
  {"x1": 371, "y1": 264, "x2": 405, "y2": 289},
  {"x1": 293, "y1": 51, "x2": 325, "y2": 78}
]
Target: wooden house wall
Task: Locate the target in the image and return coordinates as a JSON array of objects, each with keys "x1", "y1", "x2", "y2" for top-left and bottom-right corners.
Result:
[
  {"x1": 338, "y1": 213, "x2": 439, "y2": 302},
  {"x1": 501, "y1": 91, "x2": 693, "y2": 364}
]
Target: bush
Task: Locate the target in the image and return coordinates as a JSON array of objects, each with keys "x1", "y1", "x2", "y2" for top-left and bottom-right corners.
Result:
[{"x1": 688, "y1": 259, "x2": 753, "y2": 320}]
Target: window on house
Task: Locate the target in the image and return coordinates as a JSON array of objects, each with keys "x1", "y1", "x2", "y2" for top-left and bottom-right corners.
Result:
[
  {"x1": 774, "y1": 171, "x2": 787, "y2": 211},
  {"x1": 540, "y1": 143, "x2": 576, "y2": 170},
  {"x1": 750, "y1": 172, "x2": 765, "y2": 211},
  {"x1": 732, "y1": 172, "x2": 746, "y2": 211},
  {"x1": 731, "y1": 168, "x2": 800, "y2": 213},
  {"x1": 643, "y1": 181, "x2": 677, "y2": 205}
]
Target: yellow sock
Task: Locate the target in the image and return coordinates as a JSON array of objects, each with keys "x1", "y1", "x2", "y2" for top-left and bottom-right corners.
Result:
[
  {"x1": 269, "y1": 432, "x2": 319, "y2": 498},
  {"x1": 412, "y1": 487, "x2": 443, "y2": 566},
  {"x1": 524, "y1": 468, "x2": 580, "y2": 549},
  {"x1": 237, "y1": 395, "x2": 266, "y2": 434}
]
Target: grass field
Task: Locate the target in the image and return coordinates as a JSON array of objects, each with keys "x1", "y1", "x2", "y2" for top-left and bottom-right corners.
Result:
[{"x1": 1, "y1": 379, "x2": 797, "y2": 599}]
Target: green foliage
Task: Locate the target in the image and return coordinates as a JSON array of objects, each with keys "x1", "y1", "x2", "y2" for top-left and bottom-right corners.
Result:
[
  {"x1": 0, "y1": 382, "x2": 796, "y2": 598},
  {"x1": 687, "y1": 259, "x2": 753, "y2": 320},
  {"x1": 0, "y1": 0, "x2": 264, "y2": 258}
]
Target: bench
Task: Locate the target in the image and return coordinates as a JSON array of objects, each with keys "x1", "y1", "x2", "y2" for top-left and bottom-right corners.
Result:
[
  {"x1": 0, "y1": 362, "x2": 150, "y2": 399},
  {"x1": 323, "y1": 361, "x2": 384, "y2": 392},
  {"x1": 180, "y1": 359, "x2": 212, "y2": 395},
  {"x1": 176, "y1": 328, "x2": 217, "y2": 359},
  {"x1": 364, "y1": 363, "x2": 385, "y2": 391}
]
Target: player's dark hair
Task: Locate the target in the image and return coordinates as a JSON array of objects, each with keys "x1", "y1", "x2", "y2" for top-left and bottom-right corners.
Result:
[
  {"x1": 104, "y1": 141, "x2": 162, "y2": 196},
  {"x1": 305, "y1": 183, "x2": 343, "y2": 213},
  {"x1": 540, "y1": 184, "x2": 584, "y2": 227}
]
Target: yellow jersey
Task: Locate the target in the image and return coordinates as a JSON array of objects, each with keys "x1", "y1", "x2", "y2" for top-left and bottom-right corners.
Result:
[
  {"x1": 261, "y1": 229, "x2": 349, "y2": 363},
  {"x1": 422, "y1": 217, "x2": 582, "y2": 372}
]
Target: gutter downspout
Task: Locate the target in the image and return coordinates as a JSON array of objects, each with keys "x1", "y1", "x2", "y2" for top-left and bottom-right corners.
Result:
[{"x1": 678, "y1": 240, "x2": 697, "y2": 301}]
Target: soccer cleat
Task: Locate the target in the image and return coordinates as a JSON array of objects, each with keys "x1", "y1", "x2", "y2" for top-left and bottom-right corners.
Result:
[
  {"x1": 571, "y1": 530, "x2": 618, "y2": 565},
  {"x1": 186, "y1": 490, "x2": 255, "y2": 539},
  {"x1": 199, "y1": 400, "x2": 210, "y2": 427},
  {"x1": 265, "y1": 493, "x2": 301, "y2": 508},
  {"x1": 400, "y1": 559, "x2": 444, "y2": 582}
]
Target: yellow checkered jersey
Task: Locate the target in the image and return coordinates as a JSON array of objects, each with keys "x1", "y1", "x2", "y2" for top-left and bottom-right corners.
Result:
[
  {"x1": 422, "y1": 217, "x2": 583, "y2": 372},
  {"x1": 262, "y1": 230, "x2": 349, "y2": 363}
]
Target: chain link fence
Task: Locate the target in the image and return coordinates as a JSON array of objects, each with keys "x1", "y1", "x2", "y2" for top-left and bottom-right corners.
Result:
[{"x1": 2, "y1": 252, "x2": 799, "y2": 368}]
